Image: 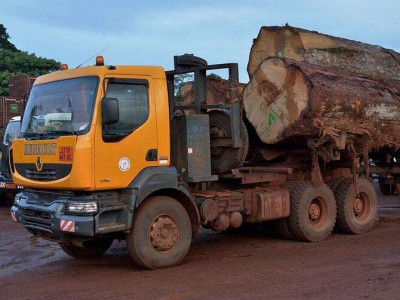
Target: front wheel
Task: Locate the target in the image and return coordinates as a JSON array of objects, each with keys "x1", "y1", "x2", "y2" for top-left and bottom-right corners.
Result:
[
  {"x1": 126, "y1": 196, "x2": 192, "y2": 269},
  {"x1": 59, "y1": 238, "x2": 113, "y2": 259}
]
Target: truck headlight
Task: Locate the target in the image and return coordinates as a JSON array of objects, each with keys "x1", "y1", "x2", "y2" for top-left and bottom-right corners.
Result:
[
  {"x1": 66, "y1": 201, "x2": 98, "y2": 214},
  {"x1": 14, "y1": 195, "x2": 21, "y2": 206}
]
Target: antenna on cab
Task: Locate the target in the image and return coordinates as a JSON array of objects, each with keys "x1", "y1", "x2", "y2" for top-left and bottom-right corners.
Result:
[{"x1": 75, "y1": 47, "x2": 110, "y2": 68}]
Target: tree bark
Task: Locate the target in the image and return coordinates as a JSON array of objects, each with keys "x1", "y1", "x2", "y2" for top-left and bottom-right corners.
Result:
[
  {"x1": 243, "y1": 57, "x2": 400, "y2": 147},
  {"x1": 178, "y1": 77, "x2": 245, "y2": 113},
  {"x1": 247, "y1": 26, "x2": 400, "y2": 85}
]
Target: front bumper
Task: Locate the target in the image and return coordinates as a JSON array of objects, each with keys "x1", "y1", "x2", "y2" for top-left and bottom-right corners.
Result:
[{"x1": 11, "y1": 189, "x2": 130, "y2": 242}]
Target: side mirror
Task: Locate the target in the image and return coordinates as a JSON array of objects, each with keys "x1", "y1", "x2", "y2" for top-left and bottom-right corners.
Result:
[
  {"x1": 101, "y1": 97, "x2": 119, "y2": 125},
  {"x1": 4, "y1": 134, "x2": 10, "y2": 145}
]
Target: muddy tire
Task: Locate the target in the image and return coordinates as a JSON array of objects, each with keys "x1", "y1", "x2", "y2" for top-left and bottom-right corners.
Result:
[
  {"x1": 59, "y1": 238, "x2": 113, "y2": 259},
  {"x1": 273, "y1": 180, "x2": 300, "y2": 240},
  {"x1": 287, "y1": 181, "x2": 336, "y2": 242},
  {"x1": 209, "y1": 111, "x2": 249, "y2": 174},
  {"x1": 274, "y1": 219, "x2": 293, "y2": 239},
  {"x1": 335, "y1": 178, "x2": 377, "y2": 234},
  {"x1": 327, "y1": 177, "x2": 346, "y2": 194},
  {"x1": 326, "y1": 177, "x2": 346, "y2": 231},
  {"x1": 126, "y1": 196, "x2": 192, "y2": 269}
]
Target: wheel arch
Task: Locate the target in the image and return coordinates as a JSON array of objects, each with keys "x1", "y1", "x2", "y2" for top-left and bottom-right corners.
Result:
[
  {"x1": 128, "y1": 167, "x2": 201, "y2": 237},
  {"x1": 147, "y1": 188, "x2": 201, "y2": 237}
]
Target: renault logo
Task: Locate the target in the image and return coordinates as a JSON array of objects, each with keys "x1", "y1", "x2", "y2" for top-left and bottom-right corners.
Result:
[{"x1": 36, "y1": 157, "x2": 43, "y2": 171}]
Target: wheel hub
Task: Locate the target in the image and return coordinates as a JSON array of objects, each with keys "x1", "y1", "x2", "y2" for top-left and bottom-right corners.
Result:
[
  {"x1": 353, "y1": 198, "x2": 364, "y2": 215},
  {"x1": 309, "y1": 203, "x2": 321, "y2": 221},
  {"x1": 150, "y1": 216, "x2": 179, "y2": 251}
]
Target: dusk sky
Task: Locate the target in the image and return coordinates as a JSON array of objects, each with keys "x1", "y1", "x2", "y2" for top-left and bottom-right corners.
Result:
[{"x1": 1, "y1": 0, "x2": 399, "y2": 81}]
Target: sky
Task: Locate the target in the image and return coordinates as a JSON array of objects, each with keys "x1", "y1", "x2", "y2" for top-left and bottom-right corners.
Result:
[{"x1": 1, "y1": 0, "x2": 399, "y2": 81}]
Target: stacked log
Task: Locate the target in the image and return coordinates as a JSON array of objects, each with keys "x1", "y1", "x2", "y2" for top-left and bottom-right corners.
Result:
[
  {"x1": 178, "y1": 77, "x2": 245, "y2": 109},
  {"x1": 247, "y1": 26, "x2": 400, "y2": 85},
  {"x1": 243, "y1": 57, "x2": 400, "y2": 147},
  {"x1": 176, "y1": 26, "x2": 400, "y2": 155},
  {"x1": 244, "y1": 26, "x2": 400, "y2": 149}
]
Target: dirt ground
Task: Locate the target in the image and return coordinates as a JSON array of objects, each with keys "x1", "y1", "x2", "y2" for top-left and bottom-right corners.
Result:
[{"x1": 1, "y1": 185, "x2": 399, "y2": 300}]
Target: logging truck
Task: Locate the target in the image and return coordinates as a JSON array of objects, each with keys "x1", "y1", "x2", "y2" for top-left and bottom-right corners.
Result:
[{"x1": 10, "y1": 27, "x2": 400, "y2": 268}]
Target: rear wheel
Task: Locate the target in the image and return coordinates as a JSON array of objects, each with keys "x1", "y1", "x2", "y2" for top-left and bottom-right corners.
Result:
[
  {"x1": 287, "y1": 181, "x2": 336, "y2": 242},
  {"x1": 274, "y1": 219, "x2": 293, "y2": 240},
  {"x1": 335, "y1": 178, "x2": 377, "y2": 234},
  {"x1": 273, "y1": 180, "x2": 300, "y2": 240},
  {"x1": 126, "y1": 196, "x2": 192, "y2": 269},
  {"x1": 326, "y1": 177, "x2": 346, "y2": 194},
  {"x1": 59, "y1": 238, "x2": 113, "y2": 259},
  {"x1": 326, "y1": 176, "x2": 346, "y2": 231}
]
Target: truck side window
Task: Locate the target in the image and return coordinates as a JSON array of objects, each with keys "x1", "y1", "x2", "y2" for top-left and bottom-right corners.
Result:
[{"x1": 105, "y1": 82, "x2": 149, "y2": 132}]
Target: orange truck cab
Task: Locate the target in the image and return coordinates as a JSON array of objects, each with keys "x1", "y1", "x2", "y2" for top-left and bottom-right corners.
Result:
[{"x1": 10, "y1": 55, "x2": 248, "y2": 269}]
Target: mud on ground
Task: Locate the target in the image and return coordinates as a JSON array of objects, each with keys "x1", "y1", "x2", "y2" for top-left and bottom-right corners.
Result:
[{"x1": 0, "y1": 186, "x2": 399, "y2": 299}]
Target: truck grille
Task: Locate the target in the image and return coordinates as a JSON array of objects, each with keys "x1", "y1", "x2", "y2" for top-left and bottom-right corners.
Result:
[
  {"x1": 26, "y1": 194, "x2": 54, "y2": 206},
  {"x1": 23, "y1": 209, "x2": 52, "y2": 228},
  {"x1": 25, "y1": 190, "x2": 70, "y2": 206},
  {"x1": 15, "y1": 163, "x2": 72, "y2": 182},
  {"x1": 26, "y1": 169, "x2": 57, "y2": 181}
]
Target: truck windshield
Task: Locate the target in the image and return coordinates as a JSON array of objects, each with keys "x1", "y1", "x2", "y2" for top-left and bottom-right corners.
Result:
[{"x1": 20, "y1": 76, "x2": 99, "y2": 138}]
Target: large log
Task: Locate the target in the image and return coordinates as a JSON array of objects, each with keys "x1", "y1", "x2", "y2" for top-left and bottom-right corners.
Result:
[
  {"x1": 178, "y1": 77, "x2": 245, "y2": 113},
  {"x1": 243, "y1": 57, "x2": 400, "y2": 147},
  {"x1": 247, "y1": 26, "x2": 400, "y2": 87}
]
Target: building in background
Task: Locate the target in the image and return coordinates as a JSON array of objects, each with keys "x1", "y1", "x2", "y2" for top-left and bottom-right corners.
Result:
[{"x1": 0, "y1": 75, "x2": 36, "y2": 127}]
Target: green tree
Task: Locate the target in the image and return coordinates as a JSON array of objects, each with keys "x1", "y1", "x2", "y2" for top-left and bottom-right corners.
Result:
[
  {"x1": 174, "y1": 73, "x2": 194, "y2": 103},
  {"x1": 207, "y1": 73, "x2": 222, "y2": 79},
  {"x1": 0, "y1": 24, "x2": 60, "y2": 96},
  {"x1": 0, "y1": 24, "x2": 18, "y2": 52}
]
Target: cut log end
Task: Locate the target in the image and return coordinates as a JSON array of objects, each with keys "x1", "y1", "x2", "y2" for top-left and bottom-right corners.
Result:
[
  {"x1": 244, "y1": 56, "x2": 400, "y2": 148},
  {"x1": 244, "y1": 58, "x2": 309, "y2": 144}
]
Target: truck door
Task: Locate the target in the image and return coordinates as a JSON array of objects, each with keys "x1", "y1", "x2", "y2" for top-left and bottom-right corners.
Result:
[{"x1": 94, "y1": 78, "x2": 158, "y2": 190}]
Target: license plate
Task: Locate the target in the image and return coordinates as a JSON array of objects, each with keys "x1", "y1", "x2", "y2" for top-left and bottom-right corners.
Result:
[{"x1": 59, "y1": 146, "x2": 73, "y2": 162}]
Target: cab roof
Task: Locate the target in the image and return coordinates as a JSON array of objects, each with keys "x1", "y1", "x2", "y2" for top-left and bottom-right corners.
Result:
[{"x1": 34, "y1": 65, "x2": 166, "y2": 86}]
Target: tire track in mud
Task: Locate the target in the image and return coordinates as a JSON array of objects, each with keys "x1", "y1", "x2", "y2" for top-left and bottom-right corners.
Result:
[{"x1": 0, "y1": 223, "x2": 64, "y2": 277}]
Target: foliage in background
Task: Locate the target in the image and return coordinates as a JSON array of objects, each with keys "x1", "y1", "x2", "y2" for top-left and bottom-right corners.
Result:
[
  {"x1": 207, "y1": 73, "x2": 222, "y2": 79},
  {"x1": 0, "y1": 24, "x2": 61, "y2": 96},
  {"x1": 174, "y1": 73, "x2": 194, "y2": 103}
]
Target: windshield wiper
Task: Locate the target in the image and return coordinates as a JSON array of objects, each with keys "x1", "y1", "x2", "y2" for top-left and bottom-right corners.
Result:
[
  {"x1": 47, "y1": 130, "x2": 77, "y2": 136},
  {"x1": 21, "y1": 130, "x2": 77, "y2": 139},
  {"x1": 20, "y1": 132, "x2": 53, "y2": 140}
]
